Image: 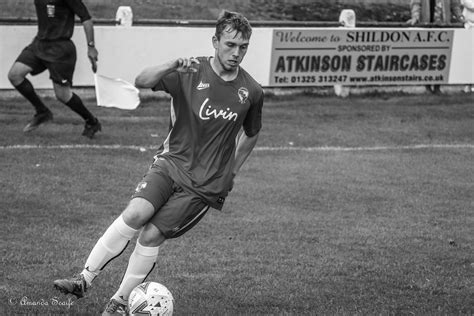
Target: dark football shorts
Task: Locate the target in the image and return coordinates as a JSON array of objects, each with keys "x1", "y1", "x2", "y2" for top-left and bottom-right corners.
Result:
[
  {"x1": 131, "y1": 159, "x2": 210, "y2": 239},
  {"x1": 16, "y1": 38, "x2": 77, "y2": 86}
]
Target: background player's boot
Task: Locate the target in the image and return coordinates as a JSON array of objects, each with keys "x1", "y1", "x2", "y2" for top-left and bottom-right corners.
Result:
[
  {"x1": 53, "y1": 274, "x2": 87, "y2": 298},
  {"x1": 102, "y1": 298, "x2": 128, "y2": 315},
  {"x1": 23, "y1": 110, "x2": 53, "y2": 132},
  {"x1": 82, "y1": 118, "x2": 102, "y2": 139}
]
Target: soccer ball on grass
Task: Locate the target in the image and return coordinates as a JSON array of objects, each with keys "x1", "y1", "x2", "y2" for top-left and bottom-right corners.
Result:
[{"x1": 128, "y1": 281, "x2": 174, "y2": 316}]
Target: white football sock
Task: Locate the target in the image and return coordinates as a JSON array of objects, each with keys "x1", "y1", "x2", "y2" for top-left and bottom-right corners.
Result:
[
  {"x1": 112, "y1": 241, "x2": 159, "y2": 302},
  {"x1": 81, "y1": 215, "x2": 138, "y2": 286}
]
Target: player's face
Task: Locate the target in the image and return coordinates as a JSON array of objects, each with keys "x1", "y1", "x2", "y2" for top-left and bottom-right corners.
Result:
[{"x1": 213, "y1": 28, "x2": 249, "y2": 72}]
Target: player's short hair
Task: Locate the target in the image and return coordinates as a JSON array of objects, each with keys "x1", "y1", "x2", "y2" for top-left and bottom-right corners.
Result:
[{"x1": 215, "y1": 10, "x2": 252, "y2": 40}]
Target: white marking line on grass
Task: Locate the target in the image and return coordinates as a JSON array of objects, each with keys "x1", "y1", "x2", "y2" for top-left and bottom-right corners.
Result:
[
  {"x1": 1, "y1": 144, "x2": 473, "y2": 151},
  {"x1": 257, "y1": 144, "x2": 474, "y2": 151}
]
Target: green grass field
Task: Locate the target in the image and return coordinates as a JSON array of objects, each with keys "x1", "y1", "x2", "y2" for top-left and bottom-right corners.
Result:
[{"x1": 1, "y1": 90, "x2": 473, "y2": 315}]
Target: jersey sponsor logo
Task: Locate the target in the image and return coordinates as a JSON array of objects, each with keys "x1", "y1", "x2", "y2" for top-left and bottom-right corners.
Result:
[
  {"x1": 238, "y1": 87, "x2": 249, "y2": 104},
  {"x1": 196, "y1": 81, "x2": 210, "y2": 90},
  {"x1": 199, "y1": 98, "x2": 238, "y2": 122}
]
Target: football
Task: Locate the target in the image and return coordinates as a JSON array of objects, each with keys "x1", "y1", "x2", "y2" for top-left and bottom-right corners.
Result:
[{"x1": 128, "y1": 281, "x2": 174, "y2": 316}]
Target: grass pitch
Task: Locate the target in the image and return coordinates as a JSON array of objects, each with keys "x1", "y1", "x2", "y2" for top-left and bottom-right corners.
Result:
[{"x1": 1, "y1": 90, "x2": 473, "y2": 315}]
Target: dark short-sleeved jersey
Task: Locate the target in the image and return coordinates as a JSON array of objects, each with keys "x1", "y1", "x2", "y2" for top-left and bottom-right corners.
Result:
[
  {"x1": 153, "y1": 57, "x2": 264, "y2": 209},
  {"x1": 34, "y1": 0, "x2": 91, "y2": 41}
]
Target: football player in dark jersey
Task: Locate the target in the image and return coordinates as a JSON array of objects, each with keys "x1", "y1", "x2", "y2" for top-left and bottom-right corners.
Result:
[
  {"x1": 7, "y1": 0, "x2": 101, "y2": 138},
  {"x1": 54, "y1": 11, "x2": 263, "y2": 315}
]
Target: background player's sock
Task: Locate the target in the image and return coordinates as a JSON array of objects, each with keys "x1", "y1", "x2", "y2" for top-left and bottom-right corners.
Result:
[
  {"x1": 14, "y1": 79, "x2": 50, "y2": 114},
  {"x1": 81, "y1": 215, "x2": 138, "y2": 286},
  {"x1": 65, "y1": 93, "x2": 96, "y2": 123},
  {"x1": 111, "y1": 241, "x2": 159, "y2": 302}
]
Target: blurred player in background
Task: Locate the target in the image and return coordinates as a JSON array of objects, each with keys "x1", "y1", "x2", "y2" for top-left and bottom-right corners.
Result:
[
  {"x1": 407, "y1": 0, "x2": 464, "y2": 94},
  {"x1": 54, "y1": 10, "x2": 264, "y2": 315},
  {"x1": 7, "y1": 0, "x2": 101, "y2": 138},
  {"x1": 461, "y1": 0, "x2": 474, "y2": 27}
]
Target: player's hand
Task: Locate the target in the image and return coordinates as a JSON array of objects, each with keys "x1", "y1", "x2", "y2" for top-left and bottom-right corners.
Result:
[
  {"x1": 88, "y1": 46, "x2": 99, "y2": 73},
  {"x1": 176, "y1": 57, "x2": 200, "y2": 73}
]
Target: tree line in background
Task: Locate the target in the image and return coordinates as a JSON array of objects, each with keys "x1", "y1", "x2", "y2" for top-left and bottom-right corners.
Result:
[{"x1": 1, "y1": 0, "x2": 411, "y2": 22}]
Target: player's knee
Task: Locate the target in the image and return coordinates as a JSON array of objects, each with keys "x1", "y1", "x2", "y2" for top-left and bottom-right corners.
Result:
[
  {"x1": 138, "y1": 224, "x2": 165, "y2": 247},
  {"x1": 122, "y1": 209, "x2": 147, "y2": 230},
  {"x1": 121, "y1": 198, "x2": 156, "y2": 229},
  {"x1": 7, "y1": 67, "x2": 25, "y2": 86},
  {"x1": 55, "y1": 90, "x2": 72, "y2": 103},
  {"x1": 56, "y1": 95, "x2": 69, "y2": 104}
]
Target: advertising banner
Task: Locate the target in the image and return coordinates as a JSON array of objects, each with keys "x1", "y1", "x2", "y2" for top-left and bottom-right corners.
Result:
[{"x1": 269, "y1": 28, "x2": 454, "y2": 86}]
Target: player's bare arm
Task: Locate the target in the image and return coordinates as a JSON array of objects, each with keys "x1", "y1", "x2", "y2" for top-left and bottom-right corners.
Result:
[
  {"x1": 233, "y1": 132, "x2": 259, "y2": 175},
  {"x1": 82, "y1": 19, "x2": 98, "y2": 72},
  {"x1": 135, "y1": 57, "x2": 200, "y2": 89}
]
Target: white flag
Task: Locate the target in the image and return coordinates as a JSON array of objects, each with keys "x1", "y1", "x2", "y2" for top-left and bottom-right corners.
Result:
[{"x1": 94, "y1": 73, "x2": 140, "y2": 110}]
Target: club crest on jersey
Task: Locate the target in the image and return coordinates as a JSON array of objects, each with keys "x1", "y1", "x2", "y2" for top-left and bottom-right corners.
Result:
[{"x1": 238, "y1": 87, "x2": 249, "y2": 104}]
